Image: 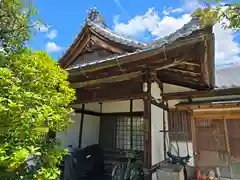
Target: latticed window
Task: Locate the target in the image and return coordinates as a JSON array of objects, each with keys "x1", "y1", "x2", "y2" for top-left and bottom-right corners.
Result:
[{"x1": 116, "y1": 116, "x2": 144, "y2": 151}]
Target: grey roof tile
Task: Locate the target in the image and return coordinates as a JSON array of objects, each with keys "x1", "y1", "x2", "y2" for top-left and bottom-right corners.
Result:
[{"x1": 146, "y1": 16, "x2": 202, "y2": 48}]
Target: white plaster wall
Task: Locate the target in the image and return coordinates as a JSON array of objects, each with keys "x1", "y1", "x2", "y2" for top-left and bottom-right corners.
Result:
[
  {"x1": 56, "y1": 111, "x2": 101, "y2": 149},
  {"x1": 151, "y1": 104, "x2": 164, "y2": 165},
  {"x1": 151, "y1": 82, "x2": 162, "y2": 100},
  {"x1": 81, "y1": 114, "x2": 100, "y2": 148},
  {"x1": 101, "y1": 99, "x2": 144, "y2": 113},
  {"x1": 56, "y1": 113, "x2": 82, "y2": 148},
  {"x1": 85, "y1": 102, "x2": 101, "y2": 112}
]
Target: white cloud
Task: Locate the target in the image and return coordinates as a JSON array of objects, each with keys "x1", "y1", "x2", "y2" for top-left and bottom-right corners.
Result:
[
  {"x1": 162, "y1": 7, "x2": 184, "y2": 16},
  {"x1": 34, "y1": 21, "x2": 50, "y2": 33},
  {"x1": 47, "y1": 29, "x2": 58, "y2": 39},
  {"x1": 45, "y1": 42, "x2": 62, "y2": 53},
  {"x1": 114, "y1": 8, "x2": 191, "y2": 38},
  {"x1": 113, "y1": 8, "x2": 240, "y2": 67}
]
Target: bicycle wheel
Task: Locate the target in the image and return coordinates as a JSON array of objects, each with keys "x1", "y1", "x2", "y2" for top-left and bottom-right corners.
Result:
[{"x1": 112, "y1": 164, "x2": 125, "y2": 180}]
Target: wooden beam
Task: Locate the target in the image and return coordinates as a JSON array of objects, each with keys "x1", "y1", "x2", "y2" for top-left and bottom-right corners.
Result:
[
  {"x1": 75, "y1": 108, "x2": 101, "y2": 116},
  {"x1": 166, "y1": 67, "x2": 201, "y2": 76},
  {"x1": 152, "y1": 72, "x2": 163, "y2": 91},
  {"x1": 182, "y1": 61, "x2": 200, "y2": 66},
  {"x1": 177, "y1": 102, "x2": 240, "y2": 111},
  {"x1": 73, "y1": 79, "x2": 144, "y2": 104},
  {"x1": 157, "y1": 71, "x2": 206, "y2": 91},
  {"x1": 74, "y1": 108, "x2": 143, "y2": 117},
  {"x1": 78, "y1": 104, "x2": 85, "y2": 148},
  {"x1": 193, "y1": 109, "x2": 240, "y2": 120},
  {"x1": 90, "y1": 33, "x2": 125, "y2": 54},
  {"x1": 63, "y1": 29, "x2": 90, "y2": 68},
  {"x1": 163, "y1": 87, "x2": 240, "y2": 100},
  {"x1": 151, "y1": 98, "x2": 169, "y2": 111},
  {"x1": 143, "y1": 69, "x2": 152, "y2": 170},
  {"x1": 70, "y1": 71, "x2": 142, "y2": 88}
]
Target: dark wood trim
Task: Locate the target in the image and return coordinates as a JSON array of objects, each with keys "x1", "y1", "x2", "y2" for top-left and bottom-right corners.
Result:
[
  {"x1": 163, "y1": 87, "x2": 240, "y2": 100},
  {"x1": 78, "y1": 104, "x2": 85, "y2": 148},
  {"x1": 163, "y1": 103, "x2": 167, "y2": 161},
  {"x1": 102, "y1": 111, "x2": 143, "y2": 117},
  {"x1": 151, "y1": 98, "x2": 169, "y2": 111},
  {"x1": 152, "y1": 72, "x2": 163, "y2": 92},
  {"x1": 75, "y1": 108, "x2": 101, "y2": 116},
  {"x1": 143, "y1": 69, "x2": 152, "y2": 170},
  {"x1": 74, "y1": 108, "x2": 144, "y2": 117},
  {"x1": 130, "y1": 99, "x2": 133, "y2": 149}
]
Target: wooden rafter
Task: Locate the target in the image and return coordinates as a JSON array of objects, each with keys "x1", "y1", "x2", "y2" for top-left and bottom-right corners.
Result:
[
  {"x1": 70, "y1": 71, "x2": 142, "y2": 88},
  {"x1": 152, "y1": 72, "x2": 163, "y2": 92},
  {"x1": 166, "y1": 67, "x2": 201, "y2": 76},
  {"x1": 90, "y1": 33, "x2": 125, "y2": 54},
  {"x1": 63, "y1": 29, "x2": 91, "y2": 68},
  {"x1": 73, "y1": 78, "x2": 144, "y2": 104},
  {"x1": 182, "y1": 61, "x2": 200, "y2": 66}
]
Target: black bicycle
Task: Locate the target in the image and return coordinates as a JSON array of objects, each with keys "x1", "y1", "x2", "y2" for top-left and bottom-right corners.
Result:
[{"x1": 111, "y1": 150, "x2": 145, "y2": 180}]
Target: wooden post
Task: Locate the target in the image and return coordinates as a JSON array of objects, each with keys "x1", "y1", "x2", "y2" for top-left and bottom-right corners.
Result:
[
  {"x1": 191, "y1": 112, "x2": 198, "y2": 166},
  {"x1": 130, "y1": 99, "x2": 133, "y2": 149},
  {"x1": 78, "y1": 104, "x2": 85, "y2": 148},
  {"x1": 223, "y1": 118, "x2": 233, "y2": 178},
  {"x1": 142, "y1": 69, "x2": 152, "y2": 171}
]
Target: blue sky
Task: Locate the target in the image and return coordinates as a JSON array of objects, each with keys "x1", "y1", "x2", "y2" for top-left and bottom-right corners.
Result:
[{"x1": 29, "y1": 0, "x2": 240, "y2": 68}]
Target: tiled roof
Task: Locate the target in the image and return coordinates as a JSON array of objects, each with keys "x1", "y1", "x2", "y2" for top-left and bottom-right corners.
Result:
[
  {"x1": 61, "y1": 9, "x2": 204, "y2": 63},
  {"x1": 84, "y1": 9, "x2": 146, "y2": 49},
  {"x1": 65, "y1": 9, "x2": 204, "y2": 70},
  {"x1": 146, "y1": 16, "x2": 202, "y2": 48},
  {"x1": 215, "y1": 66, "x2": 240, "y2": 88}
]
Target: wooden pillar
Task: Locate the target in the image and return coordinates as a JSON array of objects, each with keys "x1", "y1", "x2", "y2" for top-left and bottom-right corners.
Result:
[
  {"x1": 142, "y1": 69, "x2": 152, "y2": 170},
  {"x1": 78, "y1": 104, "x2": 85, "y2": 148}
]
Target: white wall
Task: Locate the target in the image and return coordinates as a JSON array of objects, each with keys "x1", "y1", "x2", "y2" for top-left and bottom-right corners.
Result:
[
  {"x1": 57, "y1": 100, "x2": 144, "y2": 149},
  {"x1": 101, "y1": 99, "x2": 144, "y2": 113},
  {"x1": 56, "y1": 113, "x2": 82, "y2": 148},
  {"x1": 81, "y1": 114, "x2": 100, "y2": 148},
  {"x1": 151, "y1": 105, "x2": 165, "y2": 165}
]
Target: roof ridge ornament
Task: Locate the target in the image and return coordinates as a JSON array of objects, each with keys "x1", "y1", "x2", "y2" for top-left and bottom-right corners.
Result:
[{"x1": 87, "y1": 7, "x2": 107, "y2": 28}]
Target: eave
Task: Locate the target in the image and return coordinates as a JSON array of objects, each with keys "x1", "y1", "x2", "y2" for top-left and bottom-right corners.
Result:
[{"x1": 67, "y1": 33, "x2": 214, "y2": 91}]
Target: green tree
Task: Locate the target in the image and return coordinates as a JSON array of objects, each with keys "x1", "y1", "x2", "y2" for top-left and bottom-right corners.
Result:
[
  {"x1": 0, "y1": 49, "x2": 75, "y2": 179},
  {"x1": 0, "y1": 0, "x2": 45, "y2": 54},
  {"x1": 194, "y1": 0, "x2": 240, "y2": 30}
]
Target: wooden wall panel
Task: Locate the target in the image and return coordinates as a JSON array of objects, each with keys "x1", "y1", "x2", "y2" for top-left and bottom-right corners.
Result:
[{"x1": 74, "y1": 79, "x2": 144, "y2": 104}]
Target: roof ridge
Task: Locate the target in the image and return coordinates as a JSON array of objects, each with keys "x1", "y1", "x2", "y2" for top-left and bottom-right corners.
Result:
[{"x1": 146, "y1": 16, "x2": 202, "y2": 48}]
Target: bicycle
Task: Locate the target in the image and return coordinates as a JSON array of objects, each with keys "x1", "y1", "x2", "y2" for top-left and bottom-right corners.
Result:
[{"x1": 111, "y1": 150, "x2": 145, "y2": 180}]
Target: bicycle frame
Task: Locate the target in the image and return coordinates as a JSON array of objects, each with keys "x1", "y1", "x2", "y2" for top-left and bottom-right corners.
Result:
[{"x1": 112, "y1": 150, "x2": 144, "y2": 180}]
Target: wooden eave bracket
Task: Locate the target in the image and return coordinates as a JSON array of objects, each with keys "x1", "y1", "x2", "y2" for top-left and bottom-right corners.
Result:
[{"x1": 151, "y1": 97, "x2": 169, "y2": 111}]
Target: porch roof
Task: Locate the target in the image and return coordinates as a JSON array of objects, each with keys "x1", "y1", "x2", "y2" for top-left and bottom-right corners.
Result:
[{"x1": 175, "y1": 97, "x2": 240, "y2": 111}]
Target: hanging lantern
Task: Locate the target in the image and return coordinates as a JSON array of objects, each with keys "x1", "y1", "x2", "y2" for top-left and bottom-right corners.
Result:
[{"x1": 143, "y1": 82, "x2": 148, "y2": 92}]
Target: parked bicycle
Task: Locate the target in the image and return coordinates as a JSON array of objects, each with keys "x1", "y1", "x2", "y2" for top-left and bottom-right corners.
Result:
[{"x1": 111, "y1": 150, "x2": 145, "y2": 180}]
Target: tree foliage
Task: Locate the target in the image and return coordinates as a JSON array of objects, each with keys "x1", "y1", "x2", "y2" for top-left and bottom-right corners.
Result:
[
  {"x1": 0, "y1": 1, "x2": 75, "y2": 179},
  {"x1": 0, "y1": 0, "x2": 44, "y2": 53},
  {"x1": 0, "y1": 50, "x2": 75, "y2": 179},
  {"x1": 194, "y1": 0, "x2": 240, "y2": 30}
]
